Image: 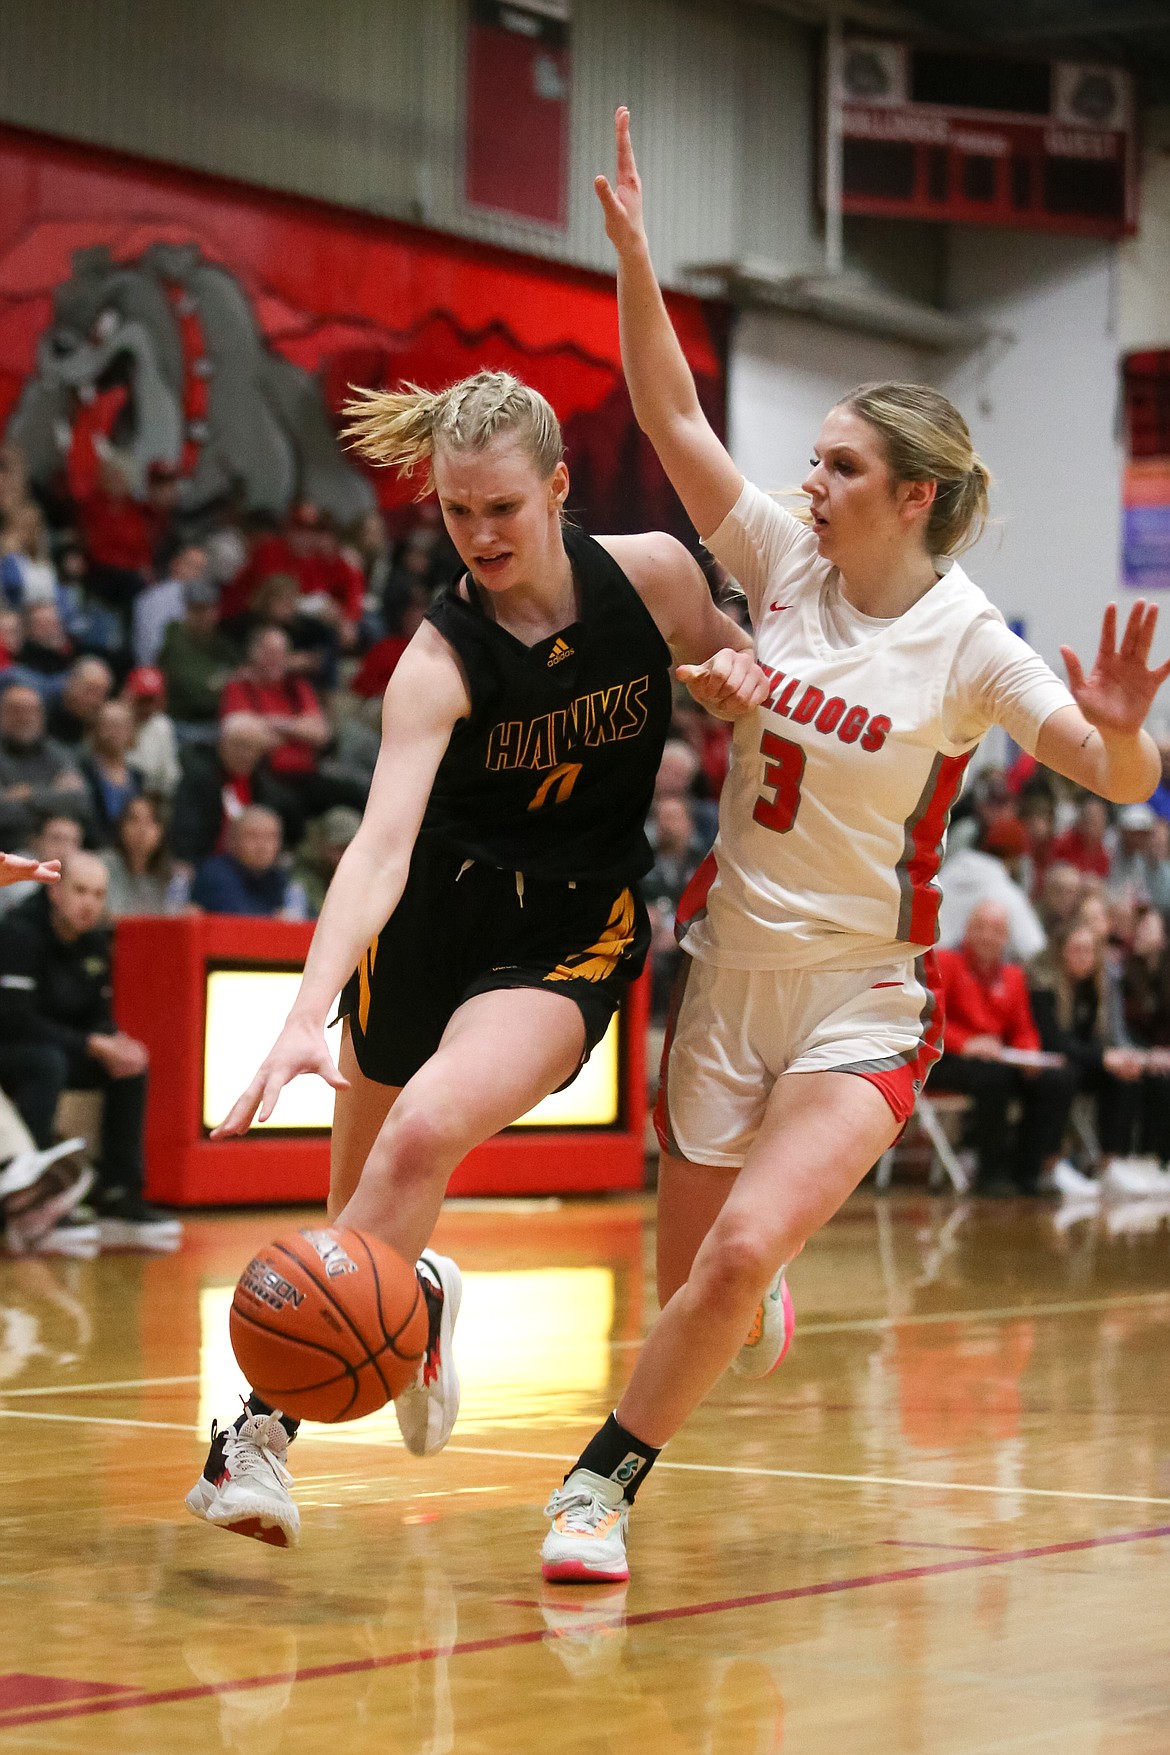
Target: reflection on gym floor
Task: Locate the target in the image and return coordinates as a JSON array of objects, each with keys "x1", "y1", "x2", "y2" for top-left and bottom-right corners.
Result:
[
  {"x1": 2, "y1": 1191, "x2": 1170, "y2": 1754},
  {"x1": 197, "y1": 1265, "x2": 617, "y2": 1440}
]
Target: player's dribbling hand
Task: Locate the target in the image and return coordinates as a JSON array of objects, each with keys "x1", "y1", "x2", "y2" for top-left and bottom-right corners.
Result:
[
  {"x1": 595, "y1": 107, "x2": 647, "y2": 252},
  {"x1": 676, "y1": 649, "x2": 771, "y2": 720},
  {"x1": 211, "y1": 1013, "x2": 350, "y2": 1137}
]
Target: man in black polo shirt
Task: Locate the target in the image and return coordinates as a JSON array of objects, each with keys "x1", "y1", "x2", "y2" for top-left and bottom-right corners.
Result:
[{"x1": 0, "y1": 851, "x2": 181, "y2": 1250}]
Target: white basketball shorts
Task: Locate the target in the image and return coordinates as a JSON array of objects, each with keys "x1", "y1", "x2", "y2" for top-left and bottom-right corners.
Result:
[{"x1": 654, "y1": 951, "x2": 943, "y2": 1169}]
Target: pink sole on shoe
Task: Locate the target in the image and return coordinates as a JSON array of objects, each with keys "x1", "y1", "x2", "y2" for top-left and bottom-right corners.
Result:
[
  {"x1": 541, "y1": 1559, "x2": 629, "y2": 1583},
  {"x1": 762, "y1": 1280, "x2": 796, "y2": 1377}
]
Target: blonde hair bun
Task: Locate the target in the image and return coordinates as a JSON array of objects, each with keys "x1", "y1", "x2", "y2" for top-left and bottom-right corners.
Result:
[{"x1": 844, "y1": 381, "x2": 990, "y2": 556}]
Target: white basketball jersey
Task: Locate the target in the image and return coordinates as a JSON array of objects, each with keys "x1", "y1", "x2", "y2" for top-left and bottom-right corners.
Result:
[{"x1": 682, "y1": 523, "x2": 1003, "y2": 972}]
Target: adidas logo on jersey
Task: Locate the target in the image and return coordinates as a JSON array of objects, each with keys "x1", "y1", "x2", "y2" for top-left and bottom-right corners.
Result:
[{"x1": 547, "y1": 637, "x2": 574, "y2": 667}]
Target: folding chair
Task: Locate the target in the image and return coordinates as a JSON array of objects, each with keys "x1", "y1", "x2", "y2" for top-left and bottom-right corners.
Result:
[{"x1": 875, "y1": 1092, "x2": 971, "y2": 1193}]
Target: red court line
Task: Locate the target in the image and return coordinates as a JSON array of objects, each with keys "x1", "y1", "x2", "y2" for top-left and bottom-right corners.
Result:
[{"x1": 3, "y1": 1522, "x2": 1167, "y2": 1729}]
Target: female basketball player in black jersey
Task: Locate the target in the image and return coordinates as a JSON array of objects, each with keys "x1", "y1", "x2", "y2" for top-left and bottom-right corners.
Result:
[{"x1": 186, "y1": 369, "x2": 769, "y2": 1547}]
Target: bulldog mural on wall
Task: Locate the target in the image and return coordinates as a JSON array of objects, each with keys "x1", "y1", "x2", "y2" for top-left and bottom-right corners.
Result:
[
  {"x1": 6, "y1": 241, "x2": 375, "y2": 525},
  {"x1": 0, "y1": 127, "x2": 724, "y2": 543}
]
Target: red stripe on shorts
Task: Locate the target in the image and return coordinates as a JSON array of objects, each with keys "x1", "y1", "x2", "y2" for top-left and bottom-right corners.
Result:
[{"x1": 857, "y1": 950, "x2": 945, "y2": 1128}]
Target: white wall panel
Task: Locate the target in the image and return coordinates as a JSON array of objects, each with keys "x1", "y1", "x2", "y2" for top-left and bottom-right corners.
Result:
[
  {"x1": 0, "y1": 0, "x2": 819, "y2": 288},
  {"x1": 940, "y1": 231, "x2": 1123, "y2": 683},
  {"x1": 1120, "y1": 106, "x2": 1170, "y2": 351},
  {"x1": 727, "y1": 307, "x2": 929, "y2": 496}
]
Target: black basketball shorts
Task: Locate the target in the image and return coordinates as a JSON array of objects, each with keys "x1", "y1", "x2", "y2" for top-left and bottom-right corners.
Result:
[{"x1": 337, "y1": 838, "x2": 651, "y2": 1088}]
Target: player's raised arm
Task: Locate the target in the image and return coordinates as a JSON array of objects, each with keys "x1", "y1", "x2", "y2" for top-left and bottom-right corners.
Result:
[
  {"x1": 211, "y1": 626, "x2": 469, "y2": 1135},
  {"x1": 596, "y1": 108, "x2": 742, "y2": 539}
]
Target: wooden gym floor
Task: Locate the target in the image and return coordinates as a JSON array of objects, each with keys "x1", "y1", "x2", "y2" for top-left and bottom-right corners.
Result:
[{"x1": 1, "y1": 1189, "x2": 1169, "y2": 1753}]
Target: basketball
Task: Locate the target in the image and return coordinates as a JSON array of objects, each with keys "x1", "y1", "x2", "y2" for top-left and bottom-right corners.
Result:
[{"x1": 229, "y1": 1226, "x2": 428, "y2": 1423}]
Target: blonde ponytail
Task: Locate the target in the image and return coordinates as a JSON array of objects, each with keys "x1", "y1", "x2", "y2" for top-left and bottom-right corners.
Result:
[
  {"x1": 342, "y1": 383, "x2": 445, "y2": 483},
  {"x1": 342, "y1": 369, "x2": 563, "y2": 495}
]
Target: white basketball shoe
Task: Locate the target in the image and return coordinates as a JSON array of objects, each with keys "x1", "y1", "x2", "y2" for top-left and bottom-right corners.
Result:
[
  {"x1": 393, "y1": 1251, "x2": 462, "y2": 1457},
  {"x1": 185, "y1": 1412, "x2": 300, "y2": 1548},
  {"x1": 1, "y1": 1138, "x2": 92, "y2": 1254},
  {"x1": 1103, "y1": 1156, "x2": 1170, "y2": 1198},
  {"x1": 730, "y1": 1267, "x2": 796, "y2": 1378},
  {"x1": 541, "y1": 1469, "x2": 631, "y2": 1583}
]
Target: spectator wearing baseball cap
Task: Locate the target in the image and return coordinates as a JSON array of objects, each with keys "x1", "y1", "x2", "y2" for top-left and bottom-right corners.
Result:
[
  {"x1": 1110, "y1": 801, "x2": 1170, "y2": 912},
  {"x1": 158, "y1": 579, "x2": 240, "y2": 729},
  {"x1": 121, "y1": 666, "x2": 180, "y2": 801}
]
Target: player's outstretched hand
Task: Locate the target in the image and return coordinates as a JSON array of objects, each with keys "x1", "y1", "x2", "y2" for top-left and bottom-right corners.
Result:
[
  {"x1": 676, "y1": 649, "x2": 771, "y2": 720},
  {"x1": 0, "y1": 851, "x2": 60, "y2": 889},
  {"x1": 211, "y1": 1013, "x2": 350, "y2": 1137},
  {"x1": 595, "y1": 107, "x2": 647, "y2": 253},
  {"x1": 1061, "y1": 601, "x2": 1170, "y2": 738}
]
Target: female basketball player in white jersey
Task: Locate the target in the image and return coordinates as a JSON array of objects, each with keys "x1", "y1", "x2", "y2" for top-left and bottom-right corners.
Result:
[
  {"x1": 540, "y1": 109, "x2": 1170, "y2": 1582},
  {"x1": 186, "y1": 368, "x2": 767, "y2": 1548}
]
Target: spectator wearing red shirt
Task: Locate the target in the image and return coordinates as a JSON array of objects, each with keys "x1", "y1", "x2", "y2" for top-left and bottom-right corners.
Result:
[
  {"x1": 221, "y1": 504, "x2": 364, "y2": 641},
  {"x1": 79, "y1": 459, "x2": 177, "y2": 609},
  {"x1": 220, "y1": 626, "x2": 327, "y2": 777},
  {"x1": 930, "y1": 901, "x2": 1078, "y2": 1195},
  {"x1": 219, "y1": 626, "x2": 365, "y2": 832},
  {"x1": 79, "y1": 459, "x2": 152, "y2": 579},
  {"x1": 1048, "y1": 795, "x2": 1112, "y2": 881},
  {"x1": 350, "y1": 592, "x2": 427, "y2": 700}
]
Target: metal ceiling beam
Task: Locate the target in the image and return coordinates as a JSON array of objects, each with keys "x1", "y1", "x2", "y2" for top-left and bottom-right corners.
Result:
[
  {"x1": 738, "y1": 0, "x2": 925, "y2": 33},
  {"x1": 681, "y1": 259, "x2": 1001, "y2": 352},
  {"x1": 989, "y1": 7, "x2": 1170, "y2": 45}
]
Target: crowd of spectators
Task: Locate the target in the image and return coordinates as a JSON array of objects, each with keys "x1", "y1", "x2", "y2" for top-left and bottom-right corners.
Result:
[
  {"x1": 0, "y1": 440, "x2": 454, "y2": 1255},
  {"x1": 0, "y1": 441, "x2": 451, "y2": 918},
  {"x1": 925, "y1": 757, "x2": 1170, "y2": 1202}
]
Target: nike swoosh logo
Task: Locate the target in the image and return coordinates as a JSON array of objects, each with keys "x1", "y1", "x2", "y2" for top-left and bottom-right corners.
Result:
[{"x1": 769, "y1": 601, "x2": 791, "y2": 613}]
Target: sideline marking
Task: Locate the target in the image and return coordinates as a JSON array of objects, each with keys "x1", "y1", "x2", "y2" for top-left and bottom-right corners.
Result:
[
  {"x1": 611, "y1": 1289, "x2": 1170, "y2": 1347},
  {"x1": 3, "y1": 1290, "x2": 1166, "y2": 1394},
  {"x1": 0, "y1": 1411, "x2": 191, "y2": 1432},
  {"x1": 0, "y1": 1375, "x2": 199, "y2": 1398},
  {"x1": 1, "y1": 1523, "x2": 1167, "y2": 1729},
  {"x1": 1, "y1": 1411, "x2": 1167, "y2": 1508},
  {"x1": 445, "y1": 1445, "x2": 1170, "y2": 1509}
]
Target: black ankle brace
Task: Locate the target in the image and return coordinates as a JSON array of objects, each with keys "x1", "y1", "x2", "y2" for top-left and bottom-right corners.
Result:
[{"x1": 571, "y1": 1411, "x2": 660, "y2": 1502}]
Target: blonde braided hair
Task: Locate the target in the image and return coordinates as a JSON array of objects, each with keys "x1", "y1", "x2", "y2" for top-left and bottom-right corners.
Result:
[{"x1": 342, "y1": 369, "x2": 563, "y2": 496}]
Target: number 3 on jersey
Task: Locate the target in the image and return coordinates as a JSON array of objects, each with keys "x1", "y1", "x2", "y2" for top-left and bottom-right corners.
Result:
[{"x1": 753, "y1": 731, "x2": 805, "y2": 833}]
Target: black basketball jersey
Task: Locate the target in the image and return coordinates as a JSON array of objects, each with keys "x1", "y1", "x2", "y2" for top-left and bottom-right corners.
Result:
[{"x1": 420, "y1": 525, "x2": 673, "y2": 883}]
